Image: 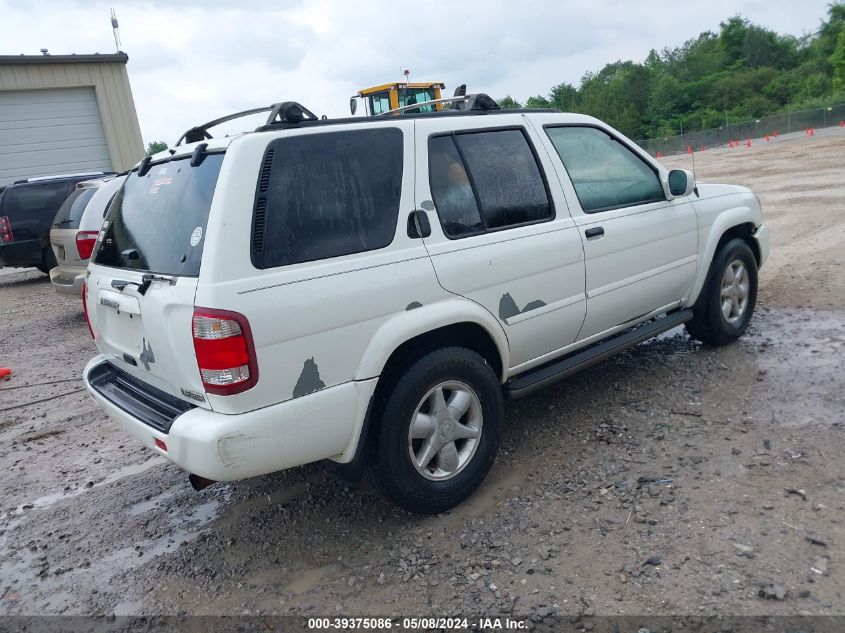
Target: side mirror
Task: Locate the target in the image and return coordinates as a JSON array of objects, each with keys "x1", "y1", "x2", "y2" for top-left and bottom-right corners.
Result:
[
  {"x1": 349, "y1": 97, "x2": 357, "y2": 116},
  {"x1": 667, "y1": 169, "x2": 695, "y2": 198}
]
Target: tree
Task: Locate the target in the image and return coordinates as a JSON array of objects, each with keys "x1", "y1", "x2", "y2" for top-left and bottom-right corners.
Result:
[
  {"x1": 831, "y1": 28, "x2": 845, "y2": 90},
  {"x1": 146, "y1": 141, "x2": 168, "y2": 156},
  {"x1": 549, "y1": 83, "x2": 579, "y2": 111},
  {"x1": 497, "y1": 95, "x2": 522, "y2": 109},
  {"x1": 719, "y1": 16, "x2": 749, "y2": 67},
  {"x1": 494, "y1": 4, "x2": 845, "y2": 140},
  {"x1": 525, "y1": 95, "x2": 551, "y2": 108}
]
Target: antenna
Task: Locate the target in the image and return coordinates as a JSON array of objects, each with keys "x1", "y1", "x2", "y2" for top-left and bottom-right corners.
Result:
[{"x1": 110, "y1": 8, "x2": 122, "y2": 52}]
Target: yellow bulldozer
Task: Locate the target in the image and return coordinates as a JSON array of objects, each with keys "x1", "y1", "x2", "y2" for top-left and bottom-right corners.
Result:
[{"x1": 350, "y1": 80, "x2": 465, "y2": 116}]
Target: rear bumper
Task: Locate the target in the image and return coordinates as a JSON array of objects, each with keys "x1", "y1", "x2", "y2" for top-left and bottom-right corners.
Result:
[
  {"x1": 753, "y1": 223, "x2": 770, "y2": 268},
  {"x1": 83, "y1": 356, "x2": 370, "y2": 481},
  {"x1": 0, "y1": 239, "x2": 41, "y2": 268},
  {"x1": 50, "y1": 266, "x2": 85, "y2": 295}
]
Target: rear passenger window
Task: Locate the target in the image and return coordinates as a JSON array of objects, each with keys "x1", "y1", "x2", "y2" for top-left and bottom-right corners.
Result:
[
  {"x1": 428, "y1": 129, "x2": 552, "y2": 238},
  {"x1": 252, "y1": 128, "x2": 403, "y2": 268}
]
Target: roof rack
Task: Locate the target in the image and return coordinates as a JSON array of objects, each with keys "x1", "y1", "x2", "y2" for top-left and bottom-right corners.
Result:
[
  {"x1": 174, "y1": 102, "x2": 320, "y2": 146},
  {"x1": 377, "y1": 93, "x2": 500, "y2": 116},
  {"x1": 12, "y1": 171, "x2": 115, "y2": 184}
]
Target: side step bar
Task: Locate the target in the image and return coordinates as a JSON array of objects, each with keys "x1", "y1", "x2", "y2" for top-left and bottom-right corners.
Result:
[{"x1": 503, "y1": 309, "x2": 693, "y2": 399}]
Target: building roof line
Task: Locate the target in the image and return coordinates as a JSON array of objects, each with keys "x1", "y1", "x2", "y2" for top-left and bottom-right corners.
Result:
[{"x1": 0, "y1": 53, "x2": 129, "y2": 65}]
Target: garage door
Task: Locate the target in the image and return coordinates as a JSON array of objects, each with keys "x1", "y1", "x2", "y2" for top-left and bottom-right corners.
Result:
[{"x1": 0, "y1": 87, "x2": 113, "y2": 186}]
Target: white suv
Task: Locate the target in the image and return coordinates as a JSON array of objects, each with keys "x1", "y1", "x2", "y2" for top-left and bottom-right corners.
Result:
[{"x1": 82, "y1": 97, "x2": 770, "y2": 514}]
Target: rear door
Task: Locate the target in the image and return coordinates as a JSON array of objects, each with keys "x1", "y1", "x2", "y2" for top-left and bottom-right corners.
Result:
[
  {"x1": 414, "y1": 115, "x2": 586, "y2": 371},
  {"x1": 86, "y1": 153, "x2": 226, "y2": 409},
  {"x1": 50, "y1": 187, "x2": 97, "y2": 266}
]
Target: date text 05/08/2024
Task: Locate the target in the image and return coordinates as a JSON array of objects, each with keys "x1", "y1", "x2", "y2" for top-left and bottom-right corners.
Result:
[{"x1": 307, "y1": 617, "x2": 528, "y2": 630}]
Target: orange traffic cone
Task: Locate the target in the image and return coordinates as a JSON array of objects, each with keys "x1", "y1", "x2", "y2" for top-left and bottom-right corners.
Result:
[
  {"x1": 0, "y1": 368, "x2": 11, "y2": 381},
  {"x1": 773, "y1": 130, "x2": 779, "y2": 137},
  {"x1": 687, "y1": 145, "x2": 692, "y2": 154},
  {"x1": 839, "y1": 121, "x2": 844, "y2": 127},
  {"x1": 765, "y1": 134, "x2": 770, "y2": 142},
  {"x1": 746, "y1": 138, "x2": 752, "y2": 147}
]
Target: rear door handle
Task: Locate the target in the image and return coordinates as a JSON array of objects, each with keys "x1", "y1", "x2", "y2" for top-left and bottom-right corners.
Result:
[
  {"x1": 407, "y1": 210, "x2": 431, "y2": 239},
  {"x1": 584, "y1": 227, "x2": 604, "y2": 239}
]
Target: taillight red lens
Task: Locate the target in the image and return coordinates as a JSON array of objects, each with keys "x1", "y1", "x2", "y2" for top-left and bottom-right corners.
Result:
[
  {"x1": 82, "y1": 281, "x2": 95, "y2": 339},
  {"x1": 192, "y1": 308, "x2": 258, "y2": 396},
  {"x1": 76, "y1": 230, "x2": 99, "y2": 260},
  {"x1": 0, "y1": 216, "x2": 14, "y2": 243}
]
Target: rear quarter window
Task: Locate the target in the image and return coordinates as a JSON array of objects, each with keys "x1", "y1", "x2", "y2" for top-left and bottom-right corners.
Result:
[
  {"x1": 52, "y1": 188, "x2": 97, "y2": 229},
  {"x1": 251, "y1": 128, "x2": 403, "y2": 269}
]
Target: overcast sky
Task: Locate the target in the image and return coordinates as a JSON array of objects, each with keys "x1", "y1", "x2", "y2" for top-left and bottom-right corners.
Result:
[{"x1": 1, "y1": 0, "x2": 835, "y2": 147}]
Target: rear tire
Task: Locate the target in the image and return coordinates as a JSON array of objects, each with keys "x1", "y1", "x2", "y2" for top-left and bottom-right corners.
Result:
[
  {"x1": 371, "y1": 347, "x2": 502, "y2": 514},
  {"x1": 37, "y1": 248, "x2": 56, "y2": 275},
  {"x1": 686, "y1": 238, "x2": 757, "y2": 345}
]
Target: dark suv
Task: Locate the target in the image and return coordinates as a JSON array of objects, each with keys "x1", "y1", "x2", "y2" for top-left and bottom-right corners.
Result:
[{"x1": 0, "y1": 173, "x2": 114, "y2": 273}]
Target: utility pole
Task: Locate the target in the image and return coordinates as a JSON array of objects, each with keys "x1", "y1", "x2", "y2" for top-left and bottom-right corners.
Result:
[
  {"x1": 787, "y1": 101, "x2": 790, "y2": 133},
  {"x1": 725, "y1": 111, "x2": 730, "y2": 142}
]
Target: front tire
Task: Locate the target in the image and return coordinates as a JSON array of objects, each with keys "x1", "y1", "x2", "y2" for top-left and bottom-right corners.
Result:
[
  {"x1": 371, "y1": 347, "x2": 502, "y2": 514},
  {"x1": 686, "y1": 238, "x2": 758, "y2": 345}
]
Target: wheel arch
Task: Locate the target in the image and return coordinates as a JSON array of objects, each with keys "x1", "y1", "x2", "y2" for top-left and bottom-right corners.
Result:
[
  {"x1": 687, "y1": 210, "x2": 761, "y2": 307},
  {"x1": 354, "y1": 298, "x2": 509, "y2": 383},
  {"x1": 328, "y1": 301, "x2": 508, "y2": 476}
]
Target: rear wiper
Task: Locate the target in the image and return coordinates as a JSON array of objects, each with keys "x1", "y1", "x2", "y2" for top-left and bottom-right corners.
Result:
[{"x1": 111, "y1": 274, "x2": 176, "y2": 296}]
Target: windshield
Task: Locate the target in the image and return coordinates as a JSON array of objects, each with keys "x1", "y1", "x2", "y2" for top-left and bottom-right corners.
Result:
[
  {"x1": 52, "y1": 188, "x2": 97, "y2": 229},
  {"x1": 93, "y1": 153, "x2": 224, "y2": 276},
  {"x1": 398, "y1": 88, "x2": 436, "y2": 113}
]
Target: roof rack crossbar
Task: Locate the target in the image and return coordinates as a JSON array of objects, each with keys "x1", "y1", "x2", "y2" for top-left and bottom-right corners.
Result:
[
  {"x1": 175, "y1": 101, "x2": 322, "y2": 146},
  {"x1": 377, "y1": 93, "x2": 500, "y2": 116},
  {"x1": 175, "y1": 106, "x2": 274, "y2": 146}
]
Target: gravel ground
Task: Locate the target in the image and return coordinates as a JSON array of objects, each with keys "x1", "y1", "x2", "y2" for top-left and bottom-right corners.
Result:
[{"x1": 1, "y1": 131, "x2": 844, "y2": 623}]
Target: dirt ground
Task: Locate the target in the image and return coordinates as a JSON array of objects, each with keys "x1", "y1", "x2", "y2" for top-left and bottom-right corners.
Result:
[{"x1": 1, "y1": 130, "x2": 844, "y2": 625}]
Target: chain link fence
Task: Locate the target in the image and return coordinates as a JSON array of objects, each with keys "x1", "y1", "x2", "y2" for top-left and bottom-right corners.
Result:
[{"x1": 635, "y1": 103, "x2": 845, "y2": 157}]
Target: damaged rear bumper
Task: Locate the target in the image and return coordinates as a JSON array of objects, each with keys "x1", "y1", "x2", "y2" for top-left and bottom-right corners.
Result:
[{"x1": 83, "y1": 356, "x2": 369, "y2": 482}]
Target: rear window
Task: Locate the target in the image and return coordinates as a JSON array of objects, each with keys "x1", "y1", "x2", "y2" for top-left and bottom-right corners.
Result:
[
  {"x1": 252, "y1": 128, "x2": 403, "y2": 269},
  {"x1": 52, "y1": 188, "x2": 97, "y2": 229},
  {"x1": 0, "y1": 182, "x2": 69, "y2": 217},
  {"x1": 93, "y1": 154, "x2": 224, "y2": 276}
]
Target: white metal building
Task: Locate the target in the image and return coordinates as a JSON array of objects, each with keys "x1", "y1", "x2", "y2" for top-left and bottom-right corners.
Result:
[{"x1": 0, "y1": 52, "x2": 145, "y2": 186}]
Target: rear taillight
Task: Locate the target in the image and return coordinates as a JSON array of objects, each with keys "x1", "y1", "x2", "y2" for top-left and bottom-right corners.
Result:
[
  {"x1": 192, "y1": 308, "x2": 258, "y2": 396},
  {"x1": 0, "y1": 216, "x2": 13, "y2": 243},
  {"x1": 76, "y1": 230, "x2": 99, "y2": 260},
  {"x1": 82, "y1": 281, "x2": 95, "y2": 339}
]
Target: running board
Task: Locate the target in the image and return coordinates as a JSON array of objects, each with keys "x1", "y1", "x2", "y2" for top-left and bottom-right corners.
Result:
[{"x1": 503, "y1": 309, "x2": 693, "y2": 399}]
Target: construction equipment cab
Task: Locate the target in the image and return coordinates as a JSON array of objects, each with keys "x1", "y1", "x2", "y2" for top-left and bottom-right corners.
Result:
[
  {"x1": 351, "y1": 81, "x2": 445, "y2": 115},
  {"x1": 82, "y1": 96, "x2": 769, "y2": 515}
]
